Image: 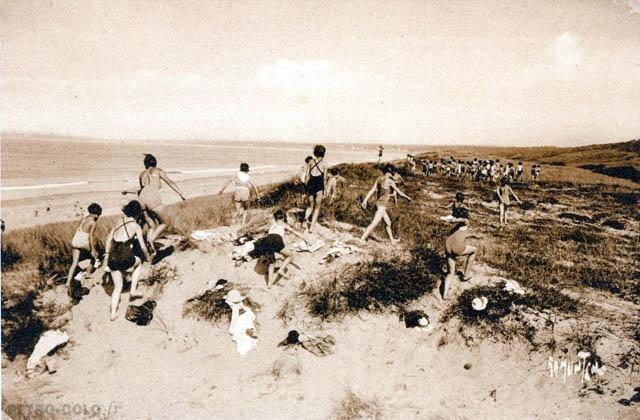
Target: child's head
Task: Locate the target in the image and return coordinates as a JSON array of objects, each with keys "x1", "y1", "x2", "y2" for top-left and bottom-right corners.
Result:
[
  {"x1": 313, "y1": 145, "x2": 326, "y2": 158},
  {"x1": 273, "y1": 209, "x2": 287, "y2": 222},
  {"x1": 122, "y1": 200, "x2": 143, "y2": 218},
  {"x1": 455, "y1": 192, "x2": 465, "y2": 202},
  {"x1": 500, "y1": 177, "x2": 509, "y2": 186},
  {"x1": 87, "y1": 203, "x2": 102, "y2": 217},
  {"x1": 143, "y1": 154, "x2": 157, "y2": 169},
  {"x1": 518, "y1": 161, "x2": 522, "y2": 165},
  {"x1": 240, "y1": 163, "x2": 249, "y2": 172},
  {"x1": 305, "y1": 156, "x2": 313, "y2": 164}
]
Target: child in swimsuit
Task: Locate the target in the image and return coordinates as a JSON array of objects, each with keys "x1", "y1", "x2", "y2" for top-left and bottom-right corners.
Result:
[
  {"x1": 247, "y1": 209, "x2": 309, "y2": 288},
  {"x1": 304, "y1": 145, "x2": 329, "y2": 233},
  {"x1": 102, "y1": 200, "x2": 152, "y2": 321},
  {"x1": 360, "y1": 164, "x2": 411, "y2": 244},
  {"x1": 496, "y1": 177, "x2": 522, "y2": 228},
  {"x1": 516, "y1": 162, "x2": 524, "y2": 182},
  {"x1": 123, "y1": 154, "x2": 186, "y2": 251},
  {"x1": 443, "y1": 192, "x2": 468, "y2": 215},
  {"x1": 219, "y1": 163, "x2": 261, "y2": 227},
  {"x1": 440, "y1": 207, "x2": 480, "y2": 300},
  {"x1": 66, "y1": 203, "x2": 102, "y2": 296},
  {"x1": 298, "y1": 156, "x2": 313, "y2": 184},
  {"x1": 325, "y1": 168, "x2": 346, "y2": 203}
]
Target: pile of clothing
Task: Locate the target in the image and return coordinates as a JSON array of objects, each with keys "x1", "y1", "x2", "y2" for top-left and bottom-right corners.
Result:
[
  {"x1": 278, "y1": 330, "x2": 336, "y2": 357},
  {"x1": 125, "y1": 301, "x2": 157, "y2": 326},
  {"x1": 320, "y1": 241, "x2": 358, "y2": 265}
]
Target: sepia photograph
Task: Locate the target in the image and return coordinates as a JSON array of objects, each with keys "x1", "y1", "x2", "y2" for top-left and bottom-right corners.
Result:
[{"x1": 1, "y1": 1, "x2": 639, "y2": 418}]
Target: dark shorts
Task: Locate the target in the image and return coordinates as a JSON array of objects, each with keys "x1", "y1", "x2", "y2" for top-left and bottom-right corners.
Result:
[
  {"x1": 306, "y1": 175, "x2": 324, "y2": 196},
  {"x1": 248, "y1": 234, "x2": 285, "y2": 259},
  {"x1": 108, "y1": 241, "x2": 136, "y2": 271}
]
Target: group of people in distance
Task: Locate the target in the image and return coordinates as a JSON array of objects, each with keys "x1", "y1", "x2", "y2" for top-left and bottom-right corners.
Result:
[
  {"x1": 65, "y1": 145, "x2": 529, "y2": 318},
  {"x1": 416, "y1": 156, "x2": 541, "y2": 184}
]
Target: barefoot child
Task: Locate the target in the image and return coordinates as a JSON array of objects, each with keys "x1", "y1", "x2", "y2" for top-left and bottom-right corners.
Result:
[
  {"x1": 248, "y1": 209, "x2": 309, "y2": 288},
  {"x1": 360, "y1": 164, "x2": 411, "y2": 244},
  {"x1": 496, "y1": 177, "x2": 522, "y2": 228},
  {"x1": 441, "y1": 208, "x2": 480, "y2": 300},
  {"x1": 219, "y1": 163, "x2": 261, "y2": 227},
  {"x1": 304, "y1": 145, "x2": 329, "y2": 232},
  {"x1": 66, "y1": 203, "x2": 102, "y2": 296},
  {"x1": 103, "y1": 201, "x2": 152, "y2": 320}
]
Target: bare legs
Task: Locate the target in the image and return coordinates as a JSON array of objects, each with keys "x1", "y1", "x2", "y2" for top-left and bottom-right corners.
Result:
[
  {"x1": 66, "y1": 248, "x2": 81, "y2": 294},
  {"x1": 267, "y1": 248, "x2": 294, "y2": 288},
  {"x1": 499, "y1": 203, "x2": 508, "y2": 228},
  {"x1": 360, "y1": 206, "x2": 399, "y2": 243},
  {"x1": 234, "y1": 201, "x2": 249, "y2": 227},
  {"x1": 305, "y1": 192, "x2": 324, "y2": 232},
  {"x1": 146, "y1": 207, "x2": 168, "y2": 248},
  {"x1": 109, "y1": 259, "x2": 143, "y2": 320},
  {"x1": 441, "y1": 245, "x2": 477, "y2": 300}
]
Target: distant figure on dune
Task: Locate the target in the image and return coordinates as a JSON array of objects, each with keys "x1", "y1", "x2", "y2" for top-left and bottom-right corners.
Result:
[
  {"x1": 441, "y1": 207, "x2": 480, "y2": 300},
  {"x1": 516, "y1": 161, "x2": 524, "y2": 182},
  {"x1": 298, "y1": 156, "x2": 313, "y2": 184},
  {"x1": 66, "y1": 203, "x2": 102, "y2": 296},
  {"x1": 219, "y1": 163, "x2": 261, "y2": 227},
  {"x1": 123, "y1": 153, "x2": 186, "y2": 252},
  {"x1": 304, "y1": 145, "x2": 329, "y2": 233},
  {"x1": 496, "y1": 177, "x2": 522, "y2": 228},
  {"x1": 103, "y1": 200, "x2": 152, "y2": 321},
  {"x1": 377, "y1": 145, "x2": 384, "y2": 165},
  {"x1": 360, "y1": 164, "x2": 411, "y2": 244},
  {"x1": 325, "y1": 168, "x2": 346, "y2": 203}
]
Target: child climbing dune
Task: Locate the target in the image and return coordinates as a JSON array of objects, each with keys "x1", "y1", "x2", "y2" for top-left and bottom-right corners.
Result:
[{"x1": 66, "y1": 203, "x2": 102, "y2": 297}]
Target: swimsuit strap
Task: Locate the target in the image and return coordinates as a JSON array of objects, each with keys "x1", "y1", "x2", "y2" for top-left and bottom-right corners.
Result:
[
  {"x1": 310, "y1": 158, "x2": 324, "y2": 175},
  {"x1": 115, "y1": 218, "x2": 135, "y2": 241}
]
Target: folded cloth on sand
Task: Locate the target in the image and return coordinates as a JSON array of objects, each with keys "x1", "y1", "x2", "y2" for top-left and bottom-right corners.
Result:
[
  {"x1": 231, "y1": 241, "x2": 256, "y2": 261},
  {"x1": 292, "y1": 240, "x2": 325, "y2": 253},
  {"x1": 226, "y1": 295, "x2": 257, "y2": 356},
  {"x1": 300, "y1": 334, "x2": 335, "y2": 357},
  {"x1": 503, "y1": 279, "x2": 525, "y2": 295},
  {"x1": 320, "y1": 241, "x2": 357, "y2": 264},
  {"x1": 125, "y1": 301, "x2": 157, "y2": 326},
  {"x1": 191, "y1": 229, "x2": 237, "y2": 243},
  {"x1": 27, "y1": 330, "x2": 69, "y2": 371},
  {"x1": 440, "y1": 215, "x2": 456, "y2": 222}
]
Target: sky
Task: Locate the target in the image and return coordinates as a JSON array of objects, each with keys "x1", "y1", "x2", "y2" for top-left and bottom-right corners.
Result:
[{"x1": 1, "y1": 0, "x2": 639, "y2": 145}]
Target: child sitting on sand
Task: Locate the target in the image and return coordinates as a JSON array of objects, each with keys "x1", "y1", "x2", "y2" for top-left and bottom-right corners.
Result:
[
  {"x1": 441, "y1": 207, "x2": 480, "y2": 300},
  {"x1": 219, "y1": 163, "x2": 261, "y2": 227},
  {"x1": 66, "y1": 203, "x2": 102, "y2": 296},
  {"x1": 443, "y1": 192, "x2": 468, "y2": 215},
  {"x1": 496, "y1": 177, "x2": 522, "y2": 228},
  {"x1": 325, "y1": 168, "x2": 346, "y2": 202},
  {"x1": 247, "y1": 209, "x2": 309, "y2": 288}
]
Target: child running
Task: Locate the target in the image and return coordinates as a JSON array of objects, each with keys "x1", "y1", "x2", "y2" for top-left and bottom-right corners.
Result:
[
  {"x1": 103, "y1": 201, "x2": 152, "y2": 321},
  {"x1": 360, "y1": 164, "x2": 411, "y2": 244},
  {"x1": 247, "y1": 209, "x2": 309, "y2": 288},
  {"x1": 66, "y1": 203, "x2": 102, "y2": 296},
  {"x1": 304, "y1": 145, "x2": 329, "y2": 233},
  {"x1": 496, "y1": 177, "x2": 522, "y2": 228},
  {"x1": 122, "y1": 154, "x2": 186, "y2": 252},
  {"x1": 219, "y1": 163, "x2": 261, "y2": 227},
  {"x1": 441, "y1": 207, "x2": 480, "y2": 300}
]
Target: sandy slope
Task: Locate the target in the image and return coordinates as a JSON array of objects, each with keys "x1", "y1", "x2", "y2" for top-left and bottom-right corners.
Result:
[{"x1": 3, "y1": 212, "x2": 637, "y2": 420}]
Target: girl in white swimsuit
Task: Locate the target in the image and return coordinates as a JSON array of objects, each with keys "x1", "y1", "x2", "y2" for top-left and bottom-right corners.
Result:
[
  {"x1": 219, "y1": 163, "x2": 261, "y2": 227},
  {"x1": 66, "y1": 203, "x2": 102, "y2": 297}
]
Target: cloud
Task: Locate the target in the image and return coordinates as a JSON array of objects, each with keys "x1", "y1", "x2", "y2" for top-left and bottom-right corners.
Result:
[
  {"x1": 546, "y1": 32, "x2": 584, "y2": 73},
  {"x1": 256, "y1": 59, "x2": 351, "y2": 94}
]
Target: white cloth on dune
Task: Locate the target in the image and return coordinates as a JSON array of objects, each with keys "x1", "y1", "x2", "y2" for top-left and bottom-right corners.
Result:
[
  {"x1": 293, "y1": 240, "x2": 325, "y2": 253},
  {"x1": 320, "y1": 241, "x2": 357, "y2": 264},
  {"x1": 228, "y1": 303, "x2": 257, "y2": 356},
  {"x1": 191, "y1": 228, "x2": 237, "y2": 243},
  {"x1": 27, "y1": 330, "x2": 69, "y2": 371},
  {"x1": 503, "y1": 279, "x2": 526, "y2": 295}
]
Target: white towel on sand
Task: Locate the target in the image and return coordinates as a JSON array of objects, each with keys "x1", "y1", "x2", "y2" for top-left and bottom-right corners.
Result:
[
  {"x1": 293, "y1": 240, "x2": 325, "y2": 253},
  {"x1": 228, "y1": 303, "x2": 257, "y2": 356},
  {"x1": 27, "y1": 330, "x2": 69, "y2": 371}
]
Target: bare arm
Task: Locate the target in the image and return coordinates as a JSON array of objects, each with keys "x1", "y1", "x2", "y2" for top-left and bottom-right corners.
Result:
[
  {"x1": 103, "y1": 227, "x2": 115, "y2": 267},
  {"x1": 133, "y1": 225, "x2": 152, "y2": 261},
  {"x1": 390, "y1": 181, "x2": 411, "y2": 201},
  {"x1": 509, "y1": 187, "x2": 522, "y2": 204},
  {"x1": 218, "y1": 176, "x2": 234, "y2": 195},
  {"x1": 362, "y1": 181, "x2": 378, "y2": 208},
  {"x1": 88, "y1": 220, "x2": 98, "y2": 256},
  {"x1": 158, "y1": 169, "x2": 186, "y2": 200},
  {"x1": 285, "y1": 225, "x2": 308, "y2": 242},
  {"x1": 249, "y1": 181, "x2": 260, "y2": 199}
]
